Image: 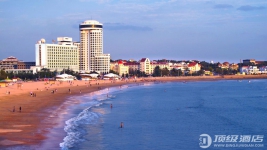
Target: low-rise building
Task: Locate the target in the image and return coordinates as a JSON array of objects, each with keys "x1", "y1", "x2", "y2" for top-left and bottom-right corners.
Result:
[
  {"x1": 248, "y1": 66, "x2": 260, "y2": 74},
  {"x1": 151, "y1": 61, "x2": 171, "y2": 72},
  {"x1": 240, "y1": 66, "x2": 249, "y2": 74},
  {"x1": 0, "y1": 56, "x2": 35, "y2": 70},
  {"x1": 243, "y1": 59, "x2": 256, "y2": 65},
  {"x1": 111, "y1": 60, "x2": 129, "y2": 76},
  {"x1": 204, "y1": 70, "x2": 211, "y2": 75},
  {"x1": 259, "y1": 66, "x2": 267, "y2": 74},
  {"x1": 240, "y1": 66, "x2": 259, "y2": 74},
  {"x1": 187, "y1": 62, "x2": 201, "y2": 73},
  {"x1": 229, "y1": 63, "x2": 239, "y2": 70},
  {"x1": 140, "y1": 58, "x2": 152, "y2": 75}
]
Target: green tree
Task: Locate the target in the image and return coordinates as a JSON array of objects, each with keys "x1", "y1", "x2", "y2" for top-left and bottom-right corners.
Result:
[
  {"x1": 197, "y1": 69, "x2": 205, "y2": 76},
  {"x1": 215, "y1": 68, "x2": 222, "y2": 75},
  {"x1": 222, "y1": 69, "x2": 229, "y2": 75},
  {"x1": 170, "y1": 68, "x2": 178, "y2": 76},
  {"x1": 0, "y1": 69, "x2": 8, "y2": 80},
  {"x1": 161, "y1": 67, "x2": 170, "y2": 76},
  {"x1": 153, "y1": 66, "x2": 161, "y2": 77}
]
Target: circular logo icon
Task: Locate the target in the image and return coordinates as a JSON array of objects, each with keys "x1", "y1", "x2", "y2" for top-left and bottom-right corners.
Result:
[{"x1": 199, "y1": 134, "x2": 212, "y2": 148}]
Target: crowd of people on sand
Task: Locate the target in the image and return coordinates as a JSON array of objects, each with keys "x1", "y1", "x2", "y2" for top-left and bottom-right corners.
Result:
[{"x1": 2, "y1": 79, "x2": 145, "y2": 132}]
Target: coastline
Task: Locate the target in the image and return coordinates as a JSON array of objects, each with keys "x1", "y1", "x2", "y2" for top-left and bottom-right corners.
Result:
[{"x1": 0, "y1": 75, "x2": 266, "y2": 148}]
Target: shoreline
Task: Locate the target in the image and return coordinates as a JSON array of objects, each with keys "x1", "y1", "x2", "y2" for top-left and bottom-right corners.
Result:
[{"x1": 0, "y1": 75, "x2": 267, "y2": 148}]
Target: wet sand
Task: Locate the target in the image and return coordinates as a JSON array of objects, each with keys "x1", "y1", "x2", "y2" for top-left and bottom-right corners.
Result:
[{"x1": 0, "y1": 75, "x2": 266, "y2": 148}]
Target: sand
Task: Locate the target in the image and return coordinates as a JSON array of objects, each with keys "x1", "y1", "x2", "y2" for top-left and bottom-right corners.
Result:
[{"x1": 0, "y1": 75, "x2": 266, "y2": 148}]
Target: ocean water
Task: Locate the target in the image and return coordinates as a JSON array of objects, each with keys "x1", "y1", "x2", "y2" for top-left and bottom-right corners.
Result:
[{"x1": 47, "y1": 79, "x2": 267, "y2": 149}]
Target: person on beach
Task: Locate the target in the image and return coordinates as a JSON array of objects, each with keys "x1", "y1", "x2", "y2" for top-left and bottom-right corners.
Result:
[
  {"x1": 19, "y1": 106, "x2": 21, "y2": 112},
  {"x1": 110, "y1": 104, "x2": 113, "y2": 109},
  {"x1": 120, "y1": 122, "x2": 124, "y2": 128},
  {"x1": 69, "y1": 88, "x2": 71, "y2": 94}
]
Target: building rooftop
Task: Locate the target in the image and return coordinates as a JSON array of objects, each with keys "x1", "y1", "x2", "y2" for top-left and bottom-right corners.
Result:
[
  {"x1": 188, "y1": 62, "x2": 198, "y2": 67},
  {"x1": 81, "y1": 20, "x2": 102, "y2": 25},
  {"x1": 2, "y1": 56, "x2": 18, "y2": 62}
]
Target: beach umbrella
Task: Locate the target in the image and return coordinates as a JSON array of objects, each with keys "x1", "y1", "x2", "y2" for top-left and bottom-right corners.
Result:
[
  {"x1": 4, "y1": 77, "x2": 13, "y2": 82},
  {"x1": 104, "y1": 73, "x2": 120, "y2": 78},
  {"x1": 89, "y1": 73, "x2": 99, "y2": 78},
  {"x1": 0, "y1": 80, "x2": 6, "y2": 83}
]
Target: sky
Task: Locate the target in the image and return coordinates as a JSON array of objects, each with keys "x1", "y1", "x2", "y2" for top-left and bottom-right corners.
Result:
[{"x1": 0, "y1": 0, "x2": 266, "y2": 63}]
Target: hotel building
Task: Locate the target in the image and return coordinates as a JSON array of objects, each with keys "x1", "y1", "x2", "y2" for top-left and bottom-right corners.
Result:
[
  {"x1": 35, "y1": 37, "x2": 79, "y2": 72},
  {"x1": 79, "y1": 20, "x2": 110, "y2": 74}
]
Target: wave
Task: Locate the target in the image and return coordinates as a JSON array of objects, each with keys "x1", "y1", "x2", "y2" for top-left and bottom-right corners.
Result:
[
  {"x1": 59, "y1": 84, "x2": 139, "y2": 150},
  {"x1": 59, "y1": 101, "x2": 102, "y2": 150}
]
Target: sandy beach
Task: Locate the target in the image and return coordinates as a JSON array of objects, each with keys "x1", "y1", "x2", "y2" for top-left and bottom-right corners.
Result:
[{"x1": 0, "y1": 75, "x2": 266, "y2": 148}]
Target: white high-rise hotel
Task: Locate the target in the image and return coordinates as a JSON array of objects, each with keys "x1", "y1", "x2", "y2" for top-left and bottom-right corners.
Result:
[
  {"x1": 35, "y1": 20, "x2": 110, "y2": 74},
  {"x1": 35, "y1": 37, "x2": 79, "y2": 72},
  {"x1": 79, "y1": 20, "x2": 110, "y2": 74}
]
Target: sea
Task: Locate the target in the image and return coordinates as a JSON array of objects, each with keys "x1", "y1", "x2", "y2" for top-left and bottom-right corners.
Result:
[{"x1": 25, "y1": 79, "x2": 267, "y2": 149}]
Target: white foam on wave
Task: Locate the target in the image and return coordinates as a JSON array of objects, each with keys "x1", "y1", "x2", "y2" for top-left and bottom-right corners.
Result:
[
  {"x1": 59, "y1": 101, "x2": 102, "y2": 150},
  {"x1": 59, "y1": 85, "x2": 139, "y2": 150}
]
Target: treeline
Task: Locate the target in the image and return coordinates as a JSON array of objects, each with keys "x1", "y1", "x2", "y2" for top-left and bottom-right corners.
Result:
[{"x1": 0, "y1": 68, "x2": 81, "y2": 80}]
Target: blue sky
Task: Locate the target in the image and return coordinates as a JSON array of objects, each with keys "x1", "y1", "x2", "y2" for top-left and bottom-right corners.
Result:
[{"x1": 0, "y1": 0, "x2": 266, "y2": 63}]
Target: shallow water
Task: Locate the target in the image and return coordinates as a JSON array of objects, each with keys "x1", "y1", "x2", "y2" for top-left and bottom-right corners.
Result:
[{"x1": 48, "y1": 79, "x2": 266, "y2": 150}]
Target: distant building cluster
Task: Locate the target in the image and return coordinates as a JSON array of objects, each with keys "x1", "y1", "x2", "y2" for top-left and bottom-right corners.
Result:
[
  {"x1": 2, "y1": 54, "x2": 267, "y2": 77},
  {"x1": 1, "y1": 20, "x2": 267, "y2": 77},
  {"x1": 239, "y1": 59, "x2": 267, "y2": 74},
  {"x1": 110, "y1": 58, "x2": 202, "y2": 76},
  {"x1": 110, "y1": 58, "x2": 267, "y2": 76}
]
